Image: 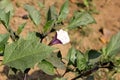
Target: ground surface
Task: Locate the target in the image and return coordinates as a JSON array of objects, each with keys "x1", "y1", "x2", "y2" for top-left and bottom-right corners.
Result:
[{"x1": 0, "y1": 0, "x2": 120, "y2": 80}]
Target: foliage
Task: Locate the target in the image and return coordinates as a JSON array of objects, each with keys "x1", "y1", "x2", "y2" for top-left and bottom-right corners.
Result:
[
  {"x1": 0, "y1": 9, "x2": 10, "y2": 29},
  {"x1": 68, "y1": 11, "x2": 96, "y2": 29},
  {"x1": 24, "y1": 4, "x2": 41, "y2": 26},
  {"x1": 57, "y1": 0, "x2": 69, "y2": 23},
  {"x1": 103, "y1": 32, "x2": 120, "y2": 58},
  {"x1": 38, "y1": 60, "x2": 55, "y2": 75},
  {"x1": 16, "y1": 23, "x2": 26, "y2": 35},
  {"x1": 43, "y1": 0, "x2": 69, "y2": 35},
  {"x1": 3, "y1": 38, "x2": 54, "y2": 72},
  {"x1": 0, "y1": 0, "x2": 120, "y2": 80},
  {"x1": 0, "y1": 34, "x2": 9, "y2": 52},
  {"x1": 0, "y1": 0, "x2": 14, "y2": 16}
]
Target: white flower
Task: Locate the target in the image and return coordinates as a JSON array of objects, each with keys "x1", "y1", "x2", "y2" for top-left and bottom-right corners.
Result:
[{"x1": 56, "y1": 29, "x2": 70, "y2": 44}]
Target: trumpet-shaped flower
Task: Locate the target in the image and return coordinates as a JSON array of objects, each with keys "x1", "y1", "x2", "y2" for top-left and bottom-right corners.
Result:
[{"x1": 49, "y1": 29, "x2": 70, "y2": 45}]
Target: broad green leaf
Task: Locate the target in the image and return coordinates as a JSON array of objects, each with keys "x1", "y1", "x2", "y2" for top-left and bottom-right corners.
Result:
[
  {"x1": 47, "y1": 5, "x2": 58, "y2": 21},
  {"x1": 46, "y1": 52, "x2": 65, "y2": 69},
  {"x1": 17, "y1": 23, "x2": 26, "y2": 35},
  {"x1": 26, "y1": 32, "x2": 40, "y2": 41},
  {"x1": 57, "y1": 0, "x2": 69, "y2": 23},
  {"x1": 0, "y1": 0, "x2": 14, "y2": 16},
  {"x1": 0, "y1": 34, "x2": 9, "y2": 51},
  {"x1": 0, "y1": 9, "x2": 10, "y2": 28},
  {"x1": 67, "y1": 47, "x2": 77, "y2": 65},
  {"x1": 24, "y1": 4, "x2": 41, "y2": 26},
  {"x1": 3, "y1": 39, "x2": 54, "y2": 72},
  {"x1": 68, "y1": 11, "x2": 96, "y2": 29},
  {"x1": 43, "y1": 20, "x2": 54, "y2": 34},
  {"x1": 76, "y1": 50, "x2": 87, "y2": 70},
  {"x1": 53, "y1": 77, "x2": 67, "y2": 80},
  {"x1": 105, "y1": 32, "x2": 120, "y2": 57},
  {"x1": 87, "y1": 50, "x2": 101, "y2": 64},
  {"x1": 38, "y1": 60, "x2": 54, "y2": 75}
]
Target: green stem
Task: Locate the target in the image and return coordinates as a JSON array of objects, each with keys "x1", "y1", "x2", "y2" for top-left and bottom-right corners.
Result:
[{"x1": 7, "y1": 26, "x2": 19, "y2": 41}]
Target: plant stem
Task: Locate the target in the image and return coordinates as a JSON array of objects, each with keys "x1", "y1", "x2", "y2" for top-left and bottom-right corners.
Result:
[
  {"x1": 71, "y1": 61, "x2": 114, "y2": 80},
  {"x1": 24, "y1": 73, "x2": 27, "y2": 80},
  {"x1": 7, "y1": 26, "x2": 19, "y2": 41},
  {"x1": 71, "y1": 66, "x2": 99, "y2": 80}
]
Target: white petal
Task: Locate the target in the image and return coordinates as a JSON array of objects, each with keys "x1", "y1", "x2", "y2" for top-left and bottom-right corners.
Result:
[{"x1": 56, "y1": 29, "x2": 70, "y2": 44}]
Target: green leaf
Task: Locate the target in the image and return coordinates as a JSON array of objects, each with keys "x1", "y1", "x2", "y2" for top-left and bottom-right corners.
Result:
[
  {"x1": 43, "y1": 20, "x2": 54, "y2": 34},
  {"x1": 3, "y1": 39, "x2": 54, "y2": 72},
  {"x1": 67, "y1": 47, "x2": 87, "y2": 70},
  {"x1": 38, "y1": 1, "x2": 44, "y2": 8},
  {"x1": 83, "y1": 0, "x2": 89, "y2": 8},
  {"x1": 26, "y1": 32, "x2": 40, "y2": 41},
  {"x1": 57, "y1": 0, "x2": 69, "y2": 23},
  {"x1": 67, "y1": 47, "x2": 77, "y2": 65},
  {"x1": 17, "y1": 23, "x2": 26, "y2": 35},
  {"x1": 0, "y1": 9, "x2": 10, "y2": 28},
  {"x1": 24, "y1": 4, "x2": 41, "y2": 26},
  {"x1": 0, "y1": 0, "x2": 14, "y2": 16},
  {"x1": 45, "y1": 5, "x2": 58, "y2": 33},
  {"x1": 105, "y1": 32, "x2": 120, "y2": 57},
  {"x1": 87, "y1": 50, "x2": 101, "y2": 64},
  {"x1": 47, "y1": 5, "x2": 58, "y2": 21},
  {"x1": 0, "y1": 34, "x2": 9, "y2": 51},
  {"x1": 46, "y1": 52, "x2": 65, "y2": 69},
  {"x1": 68, "y1": 11, "x2": 96, "y2": 29},
  {"x1": 114, "y1": 58, "x2": 120, "y2": 73},
  {"x1": 53, "y1": 77, "x2": 67, "y2": 80},
  {"x1": 38, "y1": 60, "x2": 54, "y2": 75},
  {"x1": 76, "y1": 50, "x2": 87, "y2": 70}
]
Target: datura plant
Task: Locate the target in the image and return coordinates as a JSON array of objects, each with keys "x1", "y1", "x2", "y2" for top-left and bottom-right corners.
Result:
[{"x1": 0, "y1": 0, "x2": 120, "y2": 80}]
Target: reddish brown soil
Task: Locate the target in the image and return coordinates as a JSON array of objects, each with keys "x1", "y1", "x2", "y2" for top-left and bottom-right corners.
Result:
[{"x1": 0, "y1": 0, "x2": 120, "y2": 80}]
